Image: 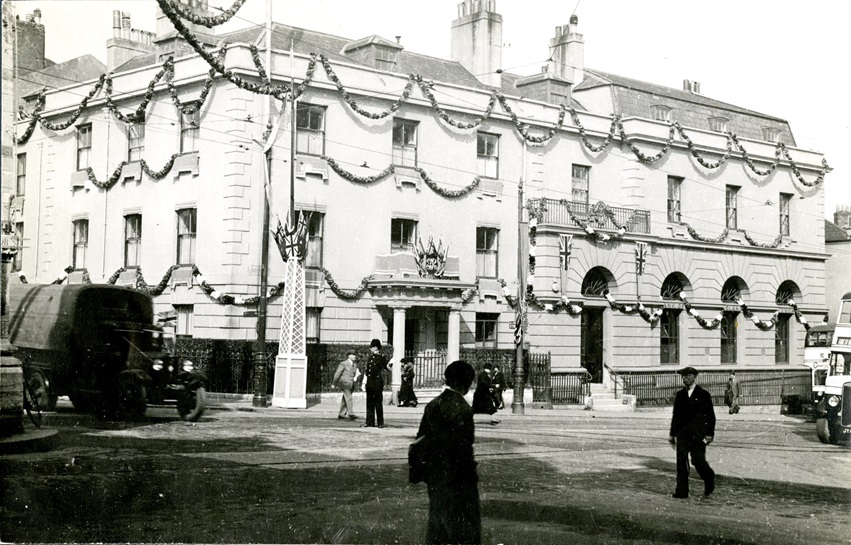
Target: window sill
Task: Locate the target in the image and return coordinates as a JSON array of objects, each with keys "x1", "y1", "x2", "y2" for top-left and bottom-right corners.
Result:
[{"x1": 174, "y1": 152, "x2": 200, "y2": 176}]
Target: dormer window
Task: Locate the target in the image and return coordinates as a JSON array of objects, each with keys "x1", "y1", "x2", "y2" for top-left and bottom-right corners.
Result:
[
  {"x1": 709, "y1": 117, "x2": 729, "y2": 133},
  {"x1": 762, "y1": 127, "x2": 781, "y2": 142},
  {"x1": 342, "y1": 36, "x2": 404, "y2": 72},
  {"x1": 651, "y1": 105, "x2": 672, "y2": 122}
]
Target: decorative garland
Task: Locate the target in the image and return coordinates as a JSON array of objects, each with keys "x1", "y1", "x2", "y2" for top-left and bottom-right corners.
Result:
[
  {"x1": 683, "y1": 223, "x2": 784, "y2": 249},
  {"x1": 165, "y1": 52, "x2": 222, "y2": 116},
  {"x1": 527, "y1": 215, "x2": 538, "y2": 297},
  {"x1": 736, "y1": 298, "x2": 778, "y2": 331},
  {"x1": 192, "y1": 266, "x2": 285, "y2": 305},
  {"x1": 557, "y1": 199, "x2": 627, "y2": 241},
  {"x1": 674, "y1": 122, "x2": 734, "y2": 169},
  {"x1": 86, "y1": 161, "x2": 129, "y2": 190},
  {"x1": 498, "y1": 94, "x2": 567, "y2": 145},
  {"x1": 604, "y1": 290, "x2": 663, "y2": 323},
  {"x1": 104, "y1": 66, "x2": 166, "y2": 124},
  {"x1": 38, "y1": 76, "x2": 105, "y2": 132},
  {"x1": 618, "y1": 119, "x2": 676, "y2": 165},
  {"x1": 17, "y1": 271, "x2": 29, "y2": 284},
  {"x1": 678, "y1": 293, "x2": 723, "y2": 329},
  {"x1": 48, "y1": 266, "x2": 75, "y2": 285},
  {"x1": 322, "y1": 156, "x2": 395, "y2": 184},
  {"x1": 416, "y1": 76, "x2": 497, "y2": 130},
  {"x1": 162, "y1": 0, "x2": 248, "y2": 28},
  {"x1": 319, "y1": 267, "x2": 373, "y2": 300},
  {"x1": 412, "y1": 167, "x2": 481, "y2": 198},
  {"x1": 787, "y1": 300, "x2": 829, "y2": 331},
  {"x1": 141, "y1": 153, "x2": 182, "y2": 179},
  {"x1": 568, "y1": 107, "x2": 620, "y2": 153},
  {"x1": 319, "y1": 54, "x2": 415, "y2": 119},
  {"x1": 136, "y1": 265, "x2": 181, "y2": 296},
  {"x1": 15, "y1": 90, "x2": 46, "y2": 145}
]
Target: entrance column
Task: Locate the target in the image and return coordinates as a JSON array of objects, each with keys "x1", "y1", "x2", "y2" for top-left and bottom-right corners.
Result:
[
  {"x1": 391, "y1": 307, "x2": 406, "y2": 405},
  {"x1": 447, "y1": 306, "x2": 461, "y2": 364}
]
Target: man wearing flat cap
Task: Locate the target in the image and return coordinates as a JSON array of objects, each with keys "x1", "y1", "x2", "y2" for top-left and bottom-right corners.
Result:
[{"x1": 668, "y1": 366, "x2": 716, "y2": 499}]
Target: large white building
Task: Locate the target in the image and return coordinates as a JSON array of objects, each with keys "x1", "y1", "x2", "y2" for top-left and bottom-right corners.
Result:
[{"x1": 7, "y1": 0, "x2": 832, "y2": 399}]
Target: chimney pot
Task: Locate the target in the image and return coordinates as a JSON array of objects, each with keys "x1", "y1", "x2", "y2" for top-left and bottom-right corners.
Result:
[
  {"x1": 569, "y1": 14, "x2": 578, "y2": 25},
  {"x1": 693, "y1": 81, "x2": 701, "y2": 94},
  {"x1": 555, "y1": 25, "x2": 562, "y2": 37},
  {"x1": 683, "y1": 79, "x2": 692, "y2": 91},
  {"x1": 33, "y1": 8, "x2": 42, "y2": 24},
  {"x1": 395, "y1": 35, "x2": 401, "y2": 44}
]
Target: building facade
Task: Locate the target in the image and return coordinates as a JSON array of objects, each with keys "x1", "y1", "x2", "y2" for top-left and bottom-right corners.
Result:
[{"x1": 9, "y1": 1, "x2": 831, "y2": 388}]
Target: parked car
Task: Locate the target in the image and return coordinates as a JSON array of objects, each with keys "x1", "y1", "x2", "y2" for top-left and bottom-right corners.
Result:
[{"x1": 8, "y1": 283, "x2": 206, "y2": 421}]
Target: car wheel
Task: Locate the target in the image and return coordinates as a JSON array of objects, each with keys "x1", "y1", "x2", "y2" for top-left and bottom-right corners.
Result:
[
  {"x1": 27, "y1": 370, "x2": 57, "y2": 412},
  {"x1": 177, "y1": 386, "x2": 206, "y2": 422},
  {"x1": 816, "y1": 418, "x2": 831, "y2": 444},
  {"x1": 114, "y1": 375, "x2": 147, "y2": 421}
]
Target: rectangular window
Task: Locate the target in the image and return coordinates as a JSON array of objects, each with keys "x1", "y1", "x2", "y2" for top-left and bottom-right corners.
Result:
[
  {"x1": 180, "y1": 107, "x2": 199, "y2": 153},
  {"x1": 174, "y1": 305, "x2": 193, "y2": 337},
  {"x1": 76, "y1": 124, "x2": 92, "y2": 170},
  {"x1": 300, "y1": 211, "x2": 324, "y2": 268},
  {"x1": 374, "y1": 48, "x2": 397, "y2": 70},
  {"x1": 306, "y1": 308, "x2": 321, "y2": 344},
  {"x1": 660, "y1": 309, "x2": 680, "y2": 365},
  {"x1": 16, "y1": 153, "x2": 26, "y2": 196},
  {"x1": 391, "y1": 218, "x2": 417, "y2": 252},
  {"x1": 475, "y1": 312, "x2": 499, "y2": 348},
  {"x1": 296, "y1": 103, "x2": 325, "y2": 155},
  {"x1": 651, "y1": 105, "x2": 672, "y2": 122},
  {"x1": 13, "y1": 222, "x2": 23, "y2": 272},
  {"x1": 726, "y1": 186, "x2": 738, "y2": 229},
  {"x1": 709, "y1": 117, "x2": 729, "y2": 133},
  {"x1": 667, "y1": 176, "x2": 682, "y2": 223},
  {"x1": 128, "y1": 123, "x2": 145, "y2": 162},
  {"x1": 476, "y1": 227, "x2": 499, "y2": 278},
  {"x1": 72, "y1": 219, "x2": 88, "y2": 270},
  {"x1": 176, "y1": 208, "x2": 197, "y2": 265},
  {"x1": 721, "y1": 311, "x2": 738, "y2": 364},
  {"x1": 476, "y1": 132, "x2": 499, "y2": 178},
  {"x1": 124, "y1": 214, "x2": 142, "y2": 268},
  {"x1": 779, "y1": 193, "x2": 792, "y2": 236},
  {"x1": 571, "y1": 165, "x2": 590, "y2": 205},
  {"x1": 392, "y1": 119, "x2": 418, "y2": 167},
  {"x1": 775, "y1": 314, "x2": 790, "y2": 364}
]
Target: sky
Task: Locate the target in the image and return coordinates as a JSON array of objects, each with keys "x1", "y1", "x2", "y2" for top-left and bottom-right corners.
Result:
[{"x1": 11, "y1": 0, "x2": 850, "y2": 219}]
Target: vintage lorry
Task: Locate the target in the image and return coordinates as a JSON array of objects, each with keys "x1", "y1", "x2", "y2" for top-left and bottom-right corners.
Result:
[{"x1": 8, "y1": 283, "x2": 206, "y2": 421}]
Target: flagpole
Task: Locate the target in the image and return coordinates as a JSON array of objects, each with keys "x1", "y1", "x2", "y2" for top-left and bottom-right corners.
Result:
[
  {"x1": 251, "y1": 0, "x2": 274, "y2": 408},
  {"x1": 289, "y1": 38, "x2": 296, "y2": 224}
]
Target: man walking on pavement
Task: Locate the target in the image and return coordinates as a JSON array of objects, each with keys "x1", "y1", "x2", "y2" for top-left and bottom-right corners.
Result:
[
  {"x1": 361, "y1": 339, "x2": 388, "y2": 428},
  {"x1": 333, "y1": 351, "x2": 359, "y2": 420},
  {"x1": 669, "y1": 366, "x2": 716, "y2": 499}
]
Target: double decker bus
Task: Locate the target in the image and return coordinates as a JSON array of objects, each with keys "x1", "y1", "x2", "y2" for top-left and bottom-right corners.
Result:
[
  {"x1": 805, "y1": 323, "x2": 834, "y2": 411},
  {"x1": 816, "y1": 292, "x2": 851, "y2": 444}
]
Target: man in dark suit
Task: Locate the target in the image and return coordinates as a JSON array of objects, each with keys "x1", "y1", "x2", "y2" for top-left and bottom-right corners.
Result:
[
  {"x1": 361, "y1": 339, "x2": 388, "y2": 428},
  {"x1": 669, "y1": 366, "x2": 716, "y2": 499},
  {"x1": 416, "y1": 360, "x2": 480, "y2": 545}
]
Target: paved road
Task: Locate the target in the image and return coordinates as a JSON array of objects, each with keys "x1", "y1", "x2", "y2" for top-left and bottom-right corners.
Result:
[{"x1": 1, "y1": 402, "x2": 849, "y2": 544}]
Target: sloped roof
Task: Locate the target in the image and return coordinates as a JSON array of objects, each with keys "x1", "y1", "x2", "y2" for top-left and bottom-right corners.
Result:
[
  {"x1": 574, "y1": 68, "x2": 796, "y2": 145},
  {"x1": 18, "y1": 54, "x2": 106, "y2": 102},
  {"x1": 826, "y1": 219, "x2": 850, "y2": 242}
]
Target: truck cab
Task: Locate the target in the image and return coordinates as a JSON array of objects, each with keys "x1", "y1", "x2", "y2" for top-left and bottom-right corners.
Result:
[{"x1": 815, "y1": 292, "x2": 851, "y2": 444}]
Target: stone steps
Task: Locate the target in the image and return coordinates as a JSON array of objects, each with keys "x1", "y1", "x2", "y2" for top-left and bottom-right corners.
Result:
[{"x1": 587, "y1": 383, "x2": 636, "y2": 412}]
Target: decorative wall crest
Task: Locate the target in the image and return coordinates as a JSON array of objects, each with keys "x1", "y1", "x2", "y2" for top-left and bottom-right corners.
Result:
[{"x1": 414, "y1": 235, "x2": 449, "y2": 279}]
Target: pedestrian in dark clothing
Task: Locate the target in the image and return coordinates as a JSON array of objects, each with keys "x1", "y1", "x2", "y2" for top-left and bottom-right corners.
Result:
[
  {"x1": 398, "y1": 357, "x2": 419, "y2": 407},
  {"x1": 724, "y1": 372, "x2": 741, "y2": 414},
  {"x1": 416, "y1": 360, "x2": 481, "y2": 545},
  {"x1": 491, "y1": 364, "x2": 506, "y2": 410},
  {"x1": 472, "y1": 364, "x2": 499, "y2": 425},
  {"x1": 669, "y1": 366, "x2": 716, "y2": 499},
  {"x1": 361, "y1": 339, "x2": 388, "y2": 428}
]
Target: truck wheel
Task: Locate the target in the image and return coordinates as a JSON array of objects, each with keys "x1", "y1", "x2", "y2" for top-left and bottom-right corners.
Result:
[
  {"x1": 27, "y1": 371, "x2": 58, "y2": 412},
  {"x1": 114, "y1": 375, "x2": 147, "y2": 421},
  {"x1": 177, "y1": 386, "x2": 206, "y2": 422},
  {"x1": 816, "y1": 418, "x2": 831, "y2": 443}
]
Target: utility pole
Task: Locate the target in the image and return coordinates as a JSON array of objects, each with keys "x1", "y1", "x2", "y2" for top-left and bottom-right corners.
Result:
[
  {"x1": 251, "y1": 0, "x2": 274, "y2": 408},
  {"x1": 512, "y1": 141, "x2": 528, "y2": 415}
]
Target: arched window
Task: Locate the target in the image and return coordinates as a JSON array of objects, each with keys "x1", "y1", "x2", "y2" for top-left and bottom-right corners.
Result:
[
  {"x1": 581, "y1": 267, "x2": 609, "y2": 297},
  {"x1": 661, "y1": 274, "x2": 684, "y2": 300},
  {"x1": 775, "y1": 280, "x2": 800, "y2": 305},
  {"x1": 721, "y1": 278, "x2": 743, "y2": 303}
]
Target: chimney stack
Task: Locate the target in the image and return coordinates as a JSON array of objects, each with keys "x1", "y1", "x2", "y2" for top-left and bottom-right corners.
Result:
[
  {"x1": 450, "y1": 0, "x2": 502, "y2": 88},
  {"x1": 547, "y1": 14, "x2": 583, "y2": 84},
  {"x1": 106, "y1": 10, "x2": 156, "y2": 72},
  {"x1": 32, "y1": 9, "x2": 41, "y2": 24}
]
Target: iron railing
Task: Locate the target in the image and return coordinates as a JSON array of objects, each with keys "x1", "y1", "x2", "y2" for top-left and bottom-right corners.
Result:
[
  {"x1": 406, "y1": 349, "x2": 447, "y2": 389},
  {"x1": 617, "y1": 369, "x2": 811, "y2": 407},
  {"x1": 537, "y1": 198, "x2": 651, "y2": 234},
  {"x1": 550, "y1": 372, "x2": 591, "y2": 404}
]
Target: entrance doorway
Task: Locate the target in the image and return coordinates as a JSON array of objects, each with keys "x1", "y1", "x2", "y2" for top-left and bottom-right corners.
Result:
[{"x1": 581, "y1": 308, "x2": 604, "y2": 383}]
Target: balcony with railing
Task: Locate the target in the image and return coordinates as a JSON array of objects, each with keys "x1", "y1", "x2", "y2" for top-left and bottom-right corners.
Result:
[{"x1": 534, "y1": 198, "x2": 651, "y2": 234}]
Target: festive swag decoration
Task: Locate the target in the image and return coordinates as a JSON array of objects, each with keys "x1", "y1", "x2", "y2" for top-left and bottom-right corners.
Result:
[
  {"x1": 567, "y1": 107, "x2": 620, "y2": 153},
  {"x1": 17, "y1": 272, "x2": 29, "y2": 284},
  {"x1": 736, "y1": 298, "x2": 778, "y2": 331},
  {"x1": 498, "y1": 95, "x2": 568, "y2": 145},
  {"x1": 682, "y1": 223, "x2": 784, "y2": 249},
  {"x1": 618, "y1": 120, "x2": 676, "y2": 165},
  {"x1": 787, "y1": 299, "x2": 829, "y2": 331},
  {"x1": 192, "y1": 266, "x2": 285, "y2": 306},
  {"x1": 413, "y1": 167, "x2": 481, "y2": 198},
  {"x1": 141, "y1": 153, "x2": 183, "y2": 179},
  {"x1": 414, "y1": 235, "x2": 450, "y2": 279},
  {"x1": 674, "y1": 122, "x2": 734, "y2": 169},
  {"x1": 319, "y1": 267, "x2": 373, "y2": 300},
  {"x1": 555, "y1": 199, "x2": 628, "y2": 241},
  {"x1": 730, "y1": 134, "x2": 830, "y2": 188},
  {"x1": 678, "y1": 293, "x2": 723, "y2": 329},
  {"x1": 417, "y1": 76, "x2": 497, "y2": 130},
  {"x1": 322, "y1": 156, "x2": 395, "y2": 184},
  {"x1": 163, "y1": 0, "x2": 248, "y2": 28},
  {"x1": 319, "y1": 54, "x2": 415, "y2": 119},
  {"x1": 15, "y1": 90, "x2": 47, "y2": 145},
  {"x1": 527, "y1": 215, "x2": 538, "y2": 294},
  {"x1": 47, "y1": 266, "x2": 75, "y2": 285},
  {"x1": 165, "y1": 52, "x2": 222, "y2": 116},
  {"x1": 39, "y1": 76, "x2": 105, "y2": 132},
  {"x1": 104, "y1": 67, "x2": 165, "y2": 124},
  {"x1": 604, "y1": 290, "x2": 663, "y2": 323}
]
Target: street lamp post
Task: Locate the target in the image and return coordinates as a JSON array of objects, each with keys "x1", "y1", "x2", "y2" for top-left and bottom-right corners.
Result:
[{"x1": 512, "y1": 141, "x2": 528, "y2": 415}]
